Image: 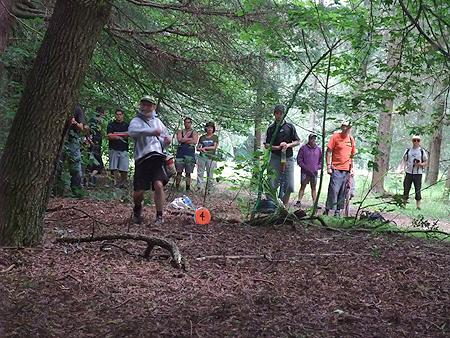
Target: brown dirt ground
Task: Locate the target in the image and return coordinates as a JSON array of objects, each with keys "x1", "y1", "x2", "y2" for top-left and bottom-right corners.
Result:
[{"x1": 1, "y1": 183, "x2": 450, "y2": 338}]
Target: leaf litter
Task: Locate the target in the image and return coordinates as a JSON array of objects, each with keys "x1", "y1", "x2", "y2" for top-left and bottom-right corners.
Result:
[{"x1": 1, "y1": 187, "x2": 450, "y2": 337}]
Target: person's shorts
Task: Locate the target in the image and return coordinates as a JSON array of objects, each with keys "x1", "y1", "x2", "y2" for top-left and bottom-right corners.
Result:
[
  {"x1": 301, "y1": 173, "x2": 317, "y2": 186},
  {"x1": 87, "y1": 151, "x2": 104, "y2": 174},
  {"x1": 175, "y1": 156, "x2": 196, "y2": 174},
  {"x1": 133, "y1": 156, "x2": 166, "y2": 191},
  {"x1": 109, "y1": 150, "x2": 129, "y2": 172}
]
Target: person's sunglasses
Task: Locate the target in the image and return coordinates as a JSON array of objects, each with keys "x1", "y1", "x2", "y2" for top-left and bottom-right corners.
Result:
[{"x1": 412, "y1": 139, "x2": 420, "y2": 142}]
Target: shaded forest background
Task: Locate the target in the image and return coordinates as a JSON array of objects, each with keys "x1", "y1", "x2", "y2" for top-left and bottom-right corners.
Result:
[{"x1": 1, "y1": 0, "x2": 450, "y2": 245}]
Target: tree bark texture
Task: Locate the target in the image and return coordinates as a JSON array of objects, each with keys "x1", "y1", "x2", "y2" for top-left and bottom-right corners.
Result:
[
  {"x1": 371, "y1": 34, "x2": 399, "y2": 194},
  {"x1": 371, "y1": 105, "x2": 393, "y2": 193},
  {"x1": 425, "y1": 98, "x2": 444, "y2": 185},
  {"x1": 0, "y1": 0, "x2": 112, "y2": 246}
]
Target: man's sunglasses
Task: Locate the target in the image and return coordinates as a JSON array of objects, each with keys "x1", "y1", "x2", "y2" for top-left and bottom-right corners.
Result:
[{"x1": 412, "y1": 139, "x2": 420, "y2": 142}]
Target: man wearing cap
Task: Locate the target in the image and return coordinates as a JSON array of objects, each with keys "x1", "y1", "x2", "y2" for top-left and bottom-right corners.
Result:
[
  {"x1": 400, "y1": 136, "x2": 428, "y2": 209},
  {"x1": 128, "y1": 95, "x2": 171, "y2": 225},
  {"x1": 324, "y1": 121, "x2": 356, "y2": 216},
  {"x1": 264, "y1": 104, "x2": 300, "y2": 205},
  {"x1": 296, "y1": 134, "x2": 322, "y2": 208}
]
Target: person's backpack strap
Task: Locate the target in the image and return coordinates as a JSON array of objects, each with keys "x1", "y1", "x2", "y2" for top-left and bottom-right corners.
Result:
[{"x1": 405, "y1": 147, "x2": 424, "y2": 162}]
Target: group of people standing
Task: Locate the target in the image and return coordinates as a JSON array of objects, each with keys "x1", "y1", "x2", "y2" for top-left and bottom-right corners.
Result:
[
  {"x1": 130, "y1": 95, "x2": 219, "y2": 225},
  {"x1": 57, "y1": 98, "x2": 428, "y2": 225},
  {"x1": 264, "y1": 104, "x2": 427, "y2": 216},
  {"x1": 264, "y1": 104, "x2": 356, "y2": 216},
  {"x1": 56, "y1": 95, "x2": 220, "y2": 225},
  {"x1": 174, "y1": 119, "x2": 219, "y2": 193}
]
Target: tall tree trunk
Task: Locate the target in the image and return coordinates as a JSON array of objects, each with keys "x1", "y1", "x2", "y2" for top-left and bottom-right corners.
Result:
[
  {"x1": 425, "y1": 96, "x2": 445, "y2": 185},
  {"x1": 0, "y1": 0, "x2": 112, "y2": 246},
  {"x1": 371, "y1": 34, "x2": 398, "y2": 193},
  {"x1": 371, "y1": 101, "x2": 393, "y2": 193}
]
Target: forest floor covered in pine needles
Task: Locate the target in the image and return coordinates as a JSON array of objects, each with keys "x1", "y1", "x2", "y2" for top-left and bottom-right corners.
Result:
[{"x1": 1, "y1": 185, "x2": 450, "y2": 337}]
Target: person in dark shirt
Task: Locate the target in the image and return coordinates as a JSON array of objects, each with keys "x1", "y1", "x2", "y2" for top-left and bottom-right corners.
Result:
[
  {"x1": 84, "y1": 107, "x2": 105, "y2": 187},
  {"x1": 106, "y1": 109, "x2": 129, "y2": 187},
  {"x1": 264, "y1": 104, "x2": 300, "y2": 205}
]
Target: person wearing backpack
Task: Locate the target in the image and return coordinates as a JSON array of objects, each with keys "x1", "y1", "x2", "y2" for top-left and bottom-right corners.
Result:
[
  {"x1": 175, "y1": 117, "x2": 198, "y2": 191},
  {"x1": 400, "y1": 136, "x2": 428, "y2": 209}
]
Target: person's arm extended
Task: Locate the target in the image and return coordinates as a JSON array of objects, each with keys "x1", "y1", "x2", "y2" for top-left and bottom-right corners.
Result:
[{"x1": 128, "y1": 119, "x2": 161, "y2": 138}]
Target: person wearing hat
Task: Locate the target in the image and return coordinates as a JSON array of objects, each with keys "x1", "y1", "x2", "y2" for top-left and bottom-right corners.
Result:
[
  {"x1": 296, "y1": 133, "x2": 322, "y2": 208},
  {"x1": 196, "y1": 121, "x2": 219, "y2": 192},
  {"x1": 264, "y1": 104, "x2": 300, "y2": 205},
  {"x1": 399, "y1": 136, "x2": 428, "y2": 209},
  {"x1": 128, "y1": 95, "x2": 172, "y2": 225},
  {"x1": 324, "y1": 120, "x2": 356, "y2": 217}
]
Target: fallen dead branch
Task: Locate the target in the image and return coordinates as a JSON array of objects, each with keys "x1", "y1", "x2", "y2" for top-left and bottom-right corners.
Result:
[{"x1": 56, "y1": 233, "x2": 183, "y2": 269}]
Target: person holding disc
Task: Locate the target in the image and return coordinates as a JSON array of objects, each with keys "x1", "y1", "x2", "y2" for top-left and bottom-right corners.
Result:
[{"x1": 106, "y1": 109, "x2": 129, "y2": 187}]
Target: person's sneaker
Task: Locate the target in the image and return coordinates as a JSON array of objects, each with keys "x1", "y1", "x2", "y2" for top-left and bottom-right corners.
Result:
[
  {"x1": 155, "y1": 216, "x2": 164, "y2": 225},
  {"x1": 133, "y1": 205, "x2": 142, "y2": 224},
  {"x1": 295, "y1": 201, "x2": 302, "y2": 207},
  {"x1": 417, "y1": 207, "x2": 421, "y2": 210}
]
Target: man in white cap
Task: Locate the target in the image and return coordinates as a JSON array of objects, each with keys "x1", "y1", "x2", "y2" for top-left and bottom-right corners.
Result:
[
  {"x1": 128, "y1": 95, "x2": 171, "y2": 225},
  {"x1": 324, "y1": 120, "x2": 356, "y2": 217},
  {"x1": 400, "y1": 136, "x2": 428, "y2": 209}
]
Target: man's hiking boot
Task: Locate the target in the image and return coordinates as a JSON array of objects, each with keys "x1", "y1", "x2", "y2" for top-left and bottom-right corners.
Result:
[{"x1": 133, "y1": 205, "x2": 142, "y2": 224}]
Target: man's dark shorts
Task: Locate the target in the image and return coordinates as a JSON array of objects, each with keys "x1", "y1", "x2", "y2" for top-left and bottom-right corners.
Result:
[{"x1": 134, "y1": 156, "x2": 166, "y2": 191}]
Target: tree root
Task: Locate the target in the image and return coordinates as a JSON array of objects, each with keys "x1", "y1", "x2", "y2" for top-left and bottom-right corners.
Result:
[{"x1": 56, "y1": 233, "x2": 184, "y2": 269}]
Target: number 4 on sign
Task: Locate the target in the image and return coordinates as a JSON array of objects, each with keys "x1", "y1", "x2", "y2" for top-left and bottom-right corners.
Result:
[{"x1": 195, "y1": 208, "x2": 211, "y2": 225}]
